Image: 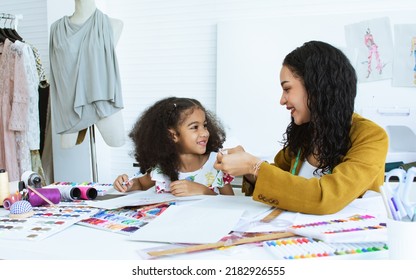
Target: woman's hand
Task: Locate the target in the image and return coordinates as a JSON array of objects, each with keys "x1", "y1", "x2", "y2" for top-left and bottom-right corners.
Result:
[
  {"x1": 214, "y1": 145, "x2": 261, "y2": 177},
  {"x1": 170, "y1": 180, "x2": 216, "y2": 196}
]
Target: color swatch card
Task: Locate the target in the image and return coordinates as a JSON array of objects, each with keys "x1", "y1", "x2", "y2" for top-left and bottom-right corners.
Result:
[
  {"x1": 78, "y1": 202, "x2": 174, "y2": 235},
  {"x1": 0, "y1": 204, "x2": 99, "y2": 241},
  {"x1": 263, "y1": 237, "x2": 388, "y2": 259},
  {"x1": 288, "y1": 214, "x2": 387, "y2": 243}
]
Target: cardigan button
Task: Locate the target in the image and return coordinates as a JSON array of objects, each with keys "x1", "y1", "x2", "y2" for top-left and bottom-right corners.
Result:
[
  {"x1": 258, "y1": 194, "x2": 266, "y2": 201},
  {"x1": 270, "y1": 199, "x2": 279, "y2": 205}
]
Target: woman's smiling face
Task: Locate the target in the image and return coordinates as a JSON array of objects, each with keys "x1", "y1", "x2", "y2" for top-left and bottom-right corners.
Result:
[{"x1": 279, "y1": 65, "x2": 310, "y2": 125}]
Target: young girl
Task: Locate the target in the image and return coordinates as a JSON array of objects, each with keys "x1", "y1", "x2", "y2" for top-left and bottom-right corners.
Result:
[{"x1": 113, "y1": 97, "x2": 234, "y2": 196}]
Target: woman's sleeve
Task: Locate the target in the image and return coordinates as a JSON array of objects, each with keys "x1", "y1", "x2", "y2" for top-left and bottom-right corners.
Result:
[{"x1": 242, "y1": 148, "x2": 291, "y2": 196}]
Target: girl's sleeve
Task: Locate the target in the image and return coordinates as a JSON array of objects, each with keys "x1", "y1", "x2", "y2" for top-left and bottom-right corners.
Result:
[{"x1": 222, "y1": 173, "x2": 234, "y2": 185}]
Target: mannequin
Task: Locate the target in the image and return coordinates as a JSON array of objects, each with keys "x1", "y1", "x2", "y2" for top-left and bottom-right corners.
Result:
[{"x1": 59, "y1": 0, "x2": 125, "y2": 149}]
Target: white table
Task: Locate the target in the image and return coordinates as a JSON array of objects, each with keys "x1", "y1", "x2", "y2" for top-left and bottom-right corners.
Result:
[{"x1": 0, "y1": 186, "x2": 389, "y2": 260}]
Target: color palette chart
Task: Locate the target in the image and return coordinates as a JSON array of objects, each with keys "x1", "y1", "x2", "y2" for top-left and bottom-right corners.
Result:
[
  {"x1": 263, "y1": 237, "x2": 388, "y2": 259},
  {"x1": 0, "y1": 203, "x2": 99, "y2": 241},
  {"x1": 288, "y1": 214, "x2": 387, "y2": 243},
  {"x1": 78, "y1": 202, "x2": 175, "y2": 235}
]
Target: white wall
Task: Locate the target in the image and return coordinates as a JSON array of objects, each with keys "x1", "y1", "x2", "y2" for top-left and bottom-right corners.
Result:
[
  {"x1": 217, "y1": 9, "x2": 416, "y2": 162},
  {"x1": 1, "y1": 0, "x2": 49, "y2": 74},
  {"x1": 104, "y1": 0, "x2": 416, "y2": 181},
  {"x1": 3, "y1": 0, "x2": 416, "y2": 183}
]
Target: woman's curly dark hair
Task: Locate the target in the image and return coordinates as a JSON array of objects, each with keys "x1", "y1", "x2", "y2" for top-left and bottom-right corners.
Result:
[
  {"x1": 282, "y1": 41, "x2": 357, "y2": 174},
  {"x1": 129, "y1": 97, "x2": 226, "y2": 181}
]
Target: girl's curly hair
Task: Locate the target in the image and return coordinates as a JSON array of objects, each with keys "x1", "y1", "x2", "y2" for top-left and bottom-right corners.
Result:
[
  {"x1": 129, "y1": 97, "x2": 226, "y2": 181},
  {"x1": 281, "y1": 41, "x2": 357, "y2": 174}
]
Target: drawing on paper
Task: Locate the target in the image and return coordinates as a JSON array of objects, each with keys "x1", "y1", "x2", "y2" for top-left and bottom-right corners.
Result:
[
  {"x1": 392, "y1": 24, "x2": 416, "y2": 87},
  {"x1": 363, "y1": 28, "x2": 385, "y2": 78},
  {"x1": 345, "y1": 17, "x2": 394, "y2": 83}
]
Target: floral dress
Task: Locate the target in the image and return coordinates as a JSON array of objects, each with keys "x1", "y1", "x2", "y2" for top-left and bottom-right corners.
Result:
[{"x1": 150, "y1": 152, "x2": 234, "y2": 194}]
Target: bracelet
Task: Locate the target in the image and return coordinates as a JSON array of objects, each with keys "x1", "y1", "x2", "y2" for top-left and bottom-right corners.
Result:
[{"x1": 253, "y1": 160, "x2": 265, "y2": 177}]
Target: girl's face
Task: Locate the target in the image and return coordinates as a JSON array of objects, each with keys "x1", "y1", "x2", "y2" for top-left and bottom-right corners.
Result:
[
  {"x1": 279, "y1": 65, "x2": 311, "y2": 125},
  {"x1": 171, "y1": 108, "x2": 210, "y2": 154}
]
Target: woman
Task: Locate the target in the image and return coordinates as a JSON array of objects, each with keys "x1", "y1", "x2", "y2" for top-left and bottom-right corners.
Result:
[{"x1": 215, "y1": 41, "x2": 388, "y2": 215}]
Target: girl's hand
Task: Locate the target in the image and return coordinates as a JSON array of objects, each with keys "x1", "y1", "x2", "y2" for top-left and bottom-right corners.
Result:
[
  {"x1": 170, "y1": 180, "x2": 216, "y2": 196},
  {"x1": 113, "y1": 174, "x2": 131, "y2": 192}
]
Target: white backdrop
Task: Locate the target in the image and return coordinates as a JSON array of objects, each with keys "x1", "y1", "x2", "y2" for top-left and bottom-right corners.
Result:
[{"x1": 217, "y1": 9, "x2": 416, "y2": 161}]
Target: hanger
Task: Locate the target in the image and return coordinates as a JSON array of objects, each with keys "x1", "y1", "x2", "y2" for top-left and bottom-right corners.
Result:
[
  {"x1": 0, "y1": 17, "x2": 8, "y2": 42},
  {"x1": 7, "y1": 17, "x2": 23, "y2": 41},
  {"x1": 0, "y1": 14, "x2": 22, "y2": 43},
  {"x1": 0, "y1": 28, "x2": 7, "y2": 43},
  {"x1": 2, "y1": 17, "x2": 21, "y2": 42}
]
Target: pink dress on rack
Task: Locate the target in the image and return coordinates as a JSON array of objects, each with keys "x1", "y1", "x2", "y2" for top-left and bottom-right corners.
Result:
[
  {"x1": 0, "y1": 39, "x2": 20, "y2": 181},
  {"x1": 0, "y1": 39, "x2": 39, "y2": 181}
]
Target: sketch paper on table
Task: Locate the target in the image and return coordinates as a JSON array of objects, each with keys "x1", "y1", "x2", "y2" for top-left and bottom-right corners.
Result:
[{"x1": 130, "y1": 204, "x2": 244, "y2": 244}]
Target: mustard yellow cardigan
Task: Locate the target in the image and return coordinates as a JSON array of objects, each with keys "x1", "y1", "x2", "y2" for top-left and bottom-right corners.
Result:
[{"x1": 243, "y1": 113, "x2": 388, "y2": 215}]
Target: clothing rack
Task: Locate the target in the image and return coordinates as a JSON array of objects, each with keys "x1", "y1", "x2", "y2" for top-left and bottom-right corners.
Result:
[
  {"x1": 0, "y1": 13, "x2": 23, "y2": 29},
  {"x1": 1, "y1": 12, "x2": 49, "y2": 184}
]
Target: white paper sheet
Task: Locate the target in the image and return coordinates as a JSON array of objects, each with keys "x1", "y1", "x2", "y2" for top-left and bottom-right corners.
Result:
[
  {"x1": 188, "y1": 195, "x2": 271, "y2": 218},
  {"x1": 129, "y1": 204, "x2": 244, "y2": 244},
  {"x1": 189, "y1": 195, "x2": 297, "y2": 233},
  {"x1": 234, "y1": 192, "x2": 387, "y2": 234},
  {"x1": 291, "y1": 193, "x2": 387, "y2": 226}
]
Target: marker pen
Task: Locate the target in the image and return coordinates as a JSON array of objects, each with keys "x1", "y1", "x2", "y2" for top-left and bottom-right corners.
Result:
[{"x1": 122, "y1": 172, "x2": 144, "y2": 186}]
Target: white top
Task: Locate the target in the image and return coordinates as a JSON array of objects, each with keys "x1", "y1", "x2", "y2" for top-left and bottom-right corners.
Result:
[
  {"x1": 298, "y1": 160, "x2": 326, "y2": 179},
  {"x1": 150, "y1": 152, "x2": 234, "y2": 194}
]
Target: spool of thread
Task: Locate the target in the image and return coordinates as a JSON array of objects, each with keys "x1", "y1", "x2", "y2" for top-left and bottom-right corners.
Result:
[
  {"x1": 0, "y1": 169, "x2": 11, "y2": 206},
  {"x1": 21, "y1": 170, "x2": 42, "y2": 188},
  {"x1": 58, "y1": 186, "x2": 81, "y2": 201},
  {"x1": 79, "y1": 186, "x2": 97, "y2": 200},
  {"x1": 28, "y1": 188, "x2": 61, "y2": 207},
  {"x1": 3, "y1": 192, "x2": 22, "y2": 210}
]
